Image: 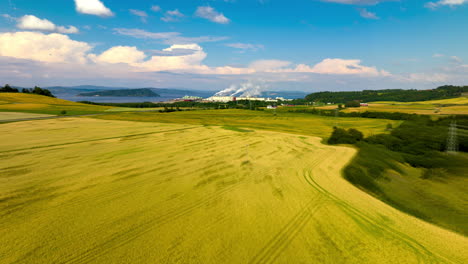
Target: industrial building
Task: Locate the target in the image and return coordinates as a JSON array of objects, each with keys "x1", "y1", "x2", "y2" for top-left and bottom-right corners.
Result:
[{"x1": 205, "y1": 96, "x2": 290, "y2": 103}]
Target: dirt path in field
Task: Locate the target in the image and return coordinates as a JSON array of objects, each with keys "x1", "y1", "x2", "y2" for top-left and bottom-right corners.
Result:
[{"x1": 0, "y1": 113, "x2": 104, "y2": 123}]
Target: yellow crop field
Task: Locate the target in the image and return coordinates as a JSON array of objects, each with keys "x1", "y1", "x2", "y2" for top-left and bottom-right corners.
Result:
[
  {"x1": 339, "y1": 96, "x2": 468, "y2": 115},
  {"x1": 104, "y1": 107, "x2": 165, "y2": 112},
  {"x1": 0, "y1": 118, "x2": 466, "y2": 263},
  {"x1": 92, "y1": 109, "x2": 401, "y2": 138},
  {"x1": 373, "y1": 97, "x2": 468, "y2": 105},
  {"x1": 0, "y1": 111, "x2": 54, "y2": 121}
]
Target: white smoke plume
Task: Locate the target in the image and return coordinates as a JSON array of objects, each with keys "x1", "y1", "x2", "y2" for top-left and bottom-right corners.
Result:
[
  {"x1": 214, "y1": 84, "x2": 238, "y2": 96},
  {"x1": 213, "y1": 81, "x2": 267, "y2": 97}
]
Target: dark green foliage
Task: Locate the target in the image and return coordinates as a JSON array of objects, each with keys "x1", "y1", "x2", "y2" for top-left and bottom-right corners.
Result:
[
  {"x1": 345, "y1": 101, "x2": 360, "y2": 107},
  {"x1": 32, "y1": 86, "x2": 55, "y2": 97},
  {"x1": 366, "y1": 116, "x2": 468, "y2": 153},
  {"x1": 78, "y1": 88, "x2": 160, "y2": 97},
  {"x1": 305, "y1": 85, "x2": 468, "y2": 103},
  {"x1": 285, "y1": 108, "x2": 430, "y2": 121},
  {"x1": 335, "y1": 115, "x2": 468, "y2": 193},
  {"x1": 79, "y1": 99, "x2": 274, "y2": 110},
  {"x1": 348, "y1": 128, "x2": 364, "y2": 141},
  {"x1": 343, "y1": 143, "x2": 404, "y2": 195},
  {"x1": 328, "y1": 127, "x2": 363, "y2": 144},
  {"x1": 60, "y1": 110, "x2": 67, "y2": 115},
  {"x1": 0, "y1": 84, "x2": 19, "y2": 93},
  {"x1": 1, "y1": 84, "x2": 55, "y2": 97}
]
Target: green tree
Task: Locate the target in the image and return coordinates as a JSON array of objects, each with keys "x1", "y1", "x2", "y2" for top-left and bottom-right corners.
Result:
[
  {"x1": 328, "y1": 127, "x2": 364, "y2": 145},
  {"x1": 0, "y1": 84, "x2": 19, "y2": 93},
  {"x1": 345, "y1": 101, "x2": 360, "y2": 108}
]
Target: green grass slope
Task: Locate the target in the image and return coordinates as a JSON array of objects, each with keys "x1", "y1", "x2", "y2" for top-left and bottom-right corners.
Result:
[
  {"x1": 0, "y1": 93, "x2": 111, "y2": 115},
  {"x1": 344, "y1": 143, "x2": 468, "y2": 236}
]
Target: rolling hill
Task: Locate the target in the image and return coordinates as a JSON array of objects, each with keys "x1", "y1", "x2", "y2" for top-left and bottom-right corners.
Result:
[{"x1": 78, "y1": 88, "x2": 160, "y2": 97}]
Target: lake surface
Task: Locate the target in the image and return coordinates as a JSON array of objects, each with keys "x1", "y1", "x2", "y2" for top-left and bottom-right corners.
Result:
[{"x1": 58, "y1": 95, "x2": 178, "y2": 103}]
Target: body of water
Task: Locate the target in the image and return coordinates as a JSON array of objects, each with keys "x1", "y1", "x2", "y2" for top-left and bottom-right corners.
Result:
[{"x1": 59, "y1": 95, "x2": 178, "y2": 103}]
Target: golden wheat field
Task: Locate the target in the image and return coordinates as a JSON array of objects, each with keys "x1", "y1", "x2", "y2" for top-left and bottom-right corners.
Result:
[
  {"x1": 0, "y1": 93, "x2": 111, "y2": 115},
  {"x1": 340, "y1": 97, "x2": 468, "y2": 115},
  {"x1": 0, "y1": 117, "x2": 466, "y2": 263},
  {"x1": 0, "y1": 112, "x2": 54, "y2": 121},
  {"x1": 92, "y1": 110, "x2": 401, "y2": 139}
]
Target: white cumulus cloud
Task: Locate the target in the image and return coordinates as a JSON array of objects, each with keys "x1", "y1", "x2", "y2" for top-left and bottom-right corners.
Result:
[
  {"x1": 195, "y1": 6, "x2": 230, "y2": 24},
  {"x1": 139, "y1": 44, "x2": 208, "y2": 72},
  {"x1": 0, "y1": 31, "x2": 91, "y2": 63},
  {"x1": 17, "y1": 15, "x2": 55, "y2": 31},
  {"x1": 0, "y1": 31, "x2": 392, "y2": 83},
  {"x1": 257, "y1": 58, "x2": 389, "y2": 76},
  {"x1": 74, "y1": 0, "x2": 114, "y2": 17},
  {"x1": 91, "y1": 46, "x2": 146, "y2": 65},
  {"x1": 305, "y1": 58, "x2": 388, "y2": 76},
  {"x1": 16, "y1": 15, "x2": 79, "y2": 34}
]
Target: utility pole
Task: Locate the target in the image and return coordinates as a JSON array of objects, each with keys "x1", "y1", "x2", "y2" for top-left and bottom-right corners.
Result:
[{"x1": 446, "y1": 121, "x2": 458, "y2": 154}]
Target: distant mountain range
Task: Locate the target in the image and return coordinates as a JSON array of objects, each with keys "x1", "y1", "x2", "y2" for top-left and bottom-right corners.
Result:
[
  {"x1": 44, "y1": 85, "x2": 308, "y2": 102},
  {"x1": 46, "y1": 85, "x2": 214, "y2": 99},
  {"x1": 77, "y1": 88, "x2": 160, "y2": 97}
]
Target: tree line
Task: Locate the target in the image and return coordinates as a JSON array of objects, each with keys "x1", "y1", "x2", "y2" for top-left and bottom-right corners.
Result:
[
  {"x1": 0, "y1": 84, "x2": 55, "y2": 97},
  {"x1": 79, "y1": 99, "x2": 277, "y2": 110},
  {"x1": 327, "y1": 114, "x2": 468, "y2": 194},
  {"x1": 305, "y1": 85, "x2": 468, "y2": 103},
  {"x1": 286, "y1": 107, "x2": 428, "y2": 120}
]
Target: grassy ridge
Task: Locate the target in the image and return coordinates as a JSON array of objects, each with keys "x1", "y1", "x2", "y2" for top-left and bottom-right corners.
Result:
[
  {"x1": 0, "y1": 93, "x2": 111, "y2": 115},
  {"x1": 344, "y1": 143, "x2": 468, "y2": 235}
]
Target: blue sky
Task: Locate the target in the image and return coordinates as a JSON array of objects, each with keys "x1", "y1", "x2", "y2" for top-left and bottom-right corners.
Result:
[{"x1": 0, "y1": 0, "x2": 467, "y2": 92}]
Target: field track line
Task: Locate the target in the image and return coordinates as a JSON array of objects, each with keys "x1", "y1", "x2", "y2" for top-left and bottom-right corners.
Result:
[
  {"x1": 303, "y1": 169, "x2": 455, "y2": 264},
  {"x1": 247, "y1": 150, "x2": 335, "y2": 264},
  {"x1": 0, "y1": 126, "x2": 200, "y2": 154},
  {"x1": 0, "y1": 114, "x2": 103, "y2": 124},
  {"x1": 58, "y1": 178, "x2": 251, "y2": 264},
  {"x1": 248, "y1": 195, "x2": 325, "y2": 264}
]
